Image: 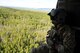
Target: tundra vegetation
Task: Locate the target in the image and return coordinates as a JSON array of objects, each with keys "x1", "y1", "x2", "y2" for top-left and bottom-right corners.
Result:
[{"x1": 0, "y1": 7, "x2": 51, "y2": 53}]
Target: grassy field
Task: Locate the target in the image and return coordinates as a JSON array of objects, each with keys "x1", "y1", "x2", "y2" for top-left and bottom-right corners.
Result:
[{"x1": 0, "y1": 7, "x2": 51, "y2": 53}]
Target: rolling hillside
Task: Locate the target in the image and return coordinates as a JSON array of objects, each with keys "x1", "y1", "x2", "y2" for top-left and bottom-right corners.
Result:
[{"x1": 0, "y1": 7, "x2": 51, "y2": 53}]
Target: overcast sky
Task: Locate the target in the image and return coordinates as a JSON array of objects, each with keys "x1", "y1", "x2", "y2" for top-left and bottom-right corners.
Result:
[{"x1": 0, "y1": 0, "x2": 57, "y2": 8}]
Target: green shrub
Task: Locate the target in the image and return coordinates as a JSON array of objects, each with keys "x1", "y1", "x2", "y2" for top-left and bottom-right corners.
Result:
[{"x1": 0, "y1": 7, "x2": 51, "y2": 53}]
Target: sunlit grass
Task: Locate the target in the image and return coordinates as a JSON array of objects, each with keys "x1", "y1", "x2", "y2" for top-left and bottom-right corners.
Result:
[{"x1": 0, "y1": 7, "x2": 51, "y2": 53}]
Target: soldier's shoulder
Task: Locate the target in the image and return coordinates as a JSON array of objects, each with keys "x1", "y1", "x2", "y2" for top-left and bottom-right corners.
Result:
[{"x1": 31, "y1": 44, "x2": 49, "y2": 53}]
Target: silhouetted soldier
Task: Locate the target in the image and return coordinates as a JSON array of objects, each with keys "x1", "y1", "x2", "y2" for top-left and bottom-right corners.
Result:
[
  {"x1": 31, "y1": 0, "x2": 80, "y2": 53},
  {"x1": 57, "y1": 0, "x2": 80, "y2": 53}
]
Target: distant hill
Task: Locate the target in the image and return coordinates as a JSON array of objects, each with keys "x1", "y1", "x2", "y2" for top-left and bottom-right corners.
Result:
[
  {"x1": 0, "y1": 6, "x2": 52, "y2": 12},
  {"x1": 34, "y1": 8, "x2": 52, "y2": 12},
  {"x1": 11, "y1": 7, "x2": 52, "y2": 12}
]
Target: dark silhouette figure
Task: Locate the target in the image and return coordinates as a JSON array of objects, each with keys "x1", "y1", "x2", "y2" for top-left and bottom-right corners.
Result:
[{"x1": 31, "y1": 0, "x2": 80, "y2": 53}]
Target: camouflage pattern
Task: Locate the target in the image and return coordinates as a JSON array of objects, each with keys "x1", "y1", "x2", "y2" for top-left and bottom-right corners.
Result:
[
  {"x1": 46, "y1": 4, "x2": 76, "y2": 52},
  {"x1": 31, "y1": 0, "x2": 78, "y2": 53},
  {"x1": 47, "y1": 25, "x2": 76, "y2": 53}
]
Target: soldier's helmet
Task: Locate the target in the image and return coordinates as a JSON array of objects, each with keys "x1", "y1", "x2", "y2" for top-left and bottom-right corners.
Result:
[
  {"x1": 48, "y1": 8, "x2": 67, "y2": 25},
  {"x1": 49, "y1": 0, "x2": 80, "y2": 27}
]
